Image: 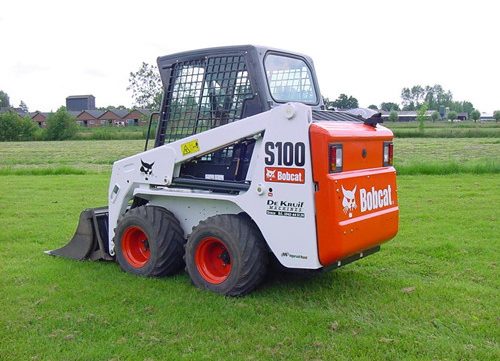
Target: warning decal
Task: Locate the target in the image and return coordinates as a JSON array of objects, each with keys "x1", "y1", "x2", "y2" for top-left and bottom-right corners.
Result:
[{"x1": 181, "y1": 139, "x2": 200, "y2": 156}]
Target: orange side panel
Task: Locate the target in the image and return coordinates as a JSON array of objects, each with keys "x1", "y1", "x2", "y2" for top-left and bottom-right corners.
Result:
[{"x1": 310, "y1": 122, "x2": 399, "y2": 267}]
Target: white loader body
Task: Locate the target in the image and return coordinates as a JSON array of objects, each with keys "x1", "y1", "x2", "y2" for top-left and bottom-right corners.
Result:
[{"x1": 108, "y1": 103, "x2": 322, "y2": 269}]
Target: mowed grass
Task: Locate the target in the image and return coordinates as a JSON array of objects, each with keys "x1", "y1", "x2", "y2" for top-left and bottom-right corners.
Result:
[
  {"x1": 0, "y1": 138, "x2": 499, "y2": 175},
  {"x1": 0, "y1": 140, "x2": 144, "y2": 173},
  {"x1": 394, "y1": 138, "x2": 500, "y2": 174},
  {"x1": 0, "y1": 173, "x2": 499, "y2": 360},
  {"x1": 385, "y1": 120, "x2": 500, "y2": 138}
]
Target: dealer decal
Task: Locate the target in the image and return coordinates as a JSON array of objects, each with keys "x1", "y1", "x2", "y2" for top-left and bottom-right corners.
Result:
[
  {"x1": 266, "y1": 199, "x2": 305, "y2": 218},
  {"x1": 265, "y1": 167, "x2": 305, "y2": 184}
]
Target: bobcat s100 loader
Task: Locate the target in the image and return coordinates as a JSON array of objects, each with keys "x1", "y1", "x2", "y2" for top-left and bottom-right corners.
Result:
[{"x1": 47, "y1": 45, "x2": 399, "y2": 296}]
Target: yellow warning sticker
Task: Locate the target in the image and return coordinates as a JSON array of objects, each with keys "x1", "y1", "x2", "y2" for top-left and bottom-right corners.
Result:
[{"x1": 181, "y1": 139, "x2": 200, "y2": 156}]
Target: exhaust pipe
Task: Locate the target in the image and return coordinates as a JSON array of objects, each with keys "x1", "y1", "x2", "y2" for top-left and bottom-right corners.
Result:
[{"x1": 45, "y1": 207, "x2": 113, "y2": 261}]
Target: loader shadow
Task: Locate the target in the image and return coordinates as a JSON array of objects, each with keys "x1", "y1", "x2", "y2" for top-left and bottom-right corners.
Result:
[{"x1": 258, "y1": 264, "x2": 388, "y2": 300}]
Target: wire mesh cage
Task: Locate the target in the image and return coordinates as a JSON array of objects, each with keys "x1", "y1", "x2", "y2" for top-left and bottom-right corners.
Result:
[{"x1": 162, "y1": 55, "x2": 254, "y2": 144}]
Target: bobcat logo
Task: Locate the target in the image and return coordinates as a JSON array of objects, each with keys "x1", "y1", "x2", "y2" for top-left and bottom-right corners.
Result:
[
  {"x1": 266, "y1": 168, "x2": 276, "y2": 180},
  {"x1": 140, "y1": 159, "x2": 154, "y2": 175},
  {"x1": 341, "y1": 185, "x2": 357, "y2": 218}
]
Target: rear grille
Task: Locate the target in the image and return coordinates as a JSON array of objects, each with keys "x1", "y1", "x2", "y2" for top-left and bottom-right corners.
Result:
[{"x1": 312, "y1": 110, "x2": 361, "y2": 122}]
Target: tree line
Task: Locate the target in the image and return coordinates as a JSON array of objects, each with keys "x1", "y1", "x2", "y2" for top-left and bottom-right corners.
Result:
[
  {"x1": 0, "y1": 104, "x2": 77, "y2": 141},
  {"x1": 324, "y1": 84, "x2": 500, "y2": 123},
  {"x1": 3, "y1": 66, "x2": 500, "y2": 142},
  {"x1": 126, "y1": 62, "x2": 500, "y2": 123},
  {"x1": 326, "y1": 84, "x2": 478, "y2": 113}
]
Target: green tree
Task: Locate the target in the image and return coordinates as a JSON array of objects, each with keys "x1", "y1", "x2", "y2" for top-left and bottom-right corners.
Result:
[
  {"x1": 326, "y1": 93, "x2": 359, "y2": 110},
  {"x1": 368, "y1": 104, "x2": 378, "y2": 110},
  {"x1": 0, "y1": 112, "x2": 37, "y2": 141},
  {"x1": 470, "y1": 110, "x2": 480, "y2": 122},
  {"x1": 127, "y1": 62, "x2": 162, "y2": 110},
  {"x1": 447, "y1": 111, "x2": 458, "y2": 122},
  {"x1": 45, "y1": 107, "x2": 78, "y2": 140},
  {"x1": 19, "y1": 100, "x2": 29, "y2": 113},
  {"x1": 380, "y1": 102, "x2": 400, "y2": 111},
  {"x1": 401, "y1": 84, "x2": 454, "y2": 111},
  {"x1": 98, "y1": 105, "x2": 129, "y2": 111},
  {"x1": 0, "y1": 90, "x2": 10, "y2": 108},
  {"x1": 461, "y1": 101, "x2": 474, "y2": 116},
  {"x1": 417, "y1": 103, "x2": 428, "y2": 132},
  {"x1": 431, "y1": 111, "x2": 440, "y2": 122},
  {"x1": 423, "y1": 84, "x2": 453, "y2": 110},
  {"x1": 494, "y1": 110, "x2": 500, "y2": 122},
  {"x1": 401, "y1": 85, "x2": 425, "y2": 110},
  {"x1": 447, "y1": 100, "x2": 474, "y2": 114},
  {"x1": 388, "y1": 110, "x2": 398, "y2": 122},
  {"x1": 0, "y1": 112, "x2": 19, "y2": 140}
]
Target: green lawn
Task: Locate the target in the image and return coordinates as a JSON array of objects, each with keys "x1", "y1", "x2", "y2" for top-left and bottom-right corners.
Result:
[
  {"x1": 0, "y1": 138, "x2": 499, "y2": 360},
  {"x1": 385, "y1": 120, "x2": 500, "y2": 129},
  {"x1": 384, "y1": 121, "x2": 500, "y2": 138},
  {"x1": 0, "y1": 138, "x2": 499, "y2": 175},
  {"x1": 0, "y1": 171, "x2": 499, "y2": 360}
]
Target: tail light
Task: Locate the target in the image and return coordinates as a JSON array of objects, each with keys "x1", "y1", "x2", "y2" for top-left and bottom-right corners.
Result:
[
  {"x1": 383, "y1": 142, "x2": 393, "y2": 166},
  {"x1": 329, "y1": 144, "x2": 343, "y2": 173}
]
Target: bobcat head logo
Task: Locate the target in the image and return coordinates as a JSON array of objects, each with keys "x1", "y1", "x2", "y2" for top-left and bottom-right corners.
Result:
[
  {"x1": 342, "y1": 185, "x2": 357, "y2": 218},
  {"x1": 140, "y1": 159, "x2": 154, "y2": 175},
  {"x1": 266, "y1": 168, "x2": 276, "y2": 180}
]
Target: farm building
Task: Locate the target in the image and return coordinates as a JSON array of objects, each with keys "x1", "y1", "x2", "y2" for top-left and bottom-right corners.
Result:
[
  {"x1": 76, "y1": 110, "x2": 105, "y2": 127},
  {"x1": 380, "y1": 110, "x2": 434, "y2": 122},
  {"x1": 3, "y1": 94, "x2": 152, "y2": 128},
  {"x1": 98, "y1": 109, "x2": 130, "y2": 126},
  {"x1": 0, "y1": 107, "x2": 29, "y2": 118},
  {"x1": 123, "y1": 108, "x2": 152, "y2": 126},
  {"x1": 66, "y1": 95, "x2": 96, "y2": 112},
  {"x1": 30, "y1": 111, "x2": 50, "y2": 127}
]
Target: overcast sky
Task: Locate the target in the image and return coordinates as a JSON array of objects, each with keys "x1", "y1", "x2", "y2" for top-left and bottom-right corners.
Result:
[{"x1": 1, "y1": 0, "x2": 498, "y2": 113}]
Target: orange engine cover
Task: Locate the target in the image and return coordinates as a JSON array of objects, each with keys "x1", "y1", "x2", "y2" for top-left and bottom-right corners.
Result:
[{"x1": 310, "y1": 121, "x2": 399, "y2": 267}]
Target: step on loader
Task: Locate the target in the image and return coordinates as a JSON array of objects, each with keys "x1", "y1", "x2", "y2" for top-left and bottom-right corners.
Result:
[{"x1": 47, "y1": 45, "x2": 399, "y2": 296}]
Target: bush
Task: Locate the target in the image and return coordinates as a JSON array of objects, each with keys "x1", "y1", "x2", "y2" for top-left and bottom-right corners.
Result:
[
  {"x1": 447, "y1": 111, "x2": 458, "y2": 122},
  {"x1": 417, "y1": 103, "x2": 428, "y2": 132},
  {"x1": 470, "y1": 110, "x2": 480, "y2": 122},
  {"x1": 494, "y1": 110, "x2": 500, "y2": 122},
  {"x1": 0, "y1": 111, "x2": 37, "y2": 141},
  {"x1": 45, "y1": 107, "x2": 78, "y2": 140},
  {"x1": 431, "y1": 111, "x2": 440, "y2": 122},
  {"x1": 388, "y1": 110, "x2": 398, "y2": 122}
]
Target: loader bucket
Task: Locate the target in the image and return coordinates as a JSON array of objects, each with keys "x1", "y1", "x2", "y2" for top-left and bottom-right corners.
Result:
[{"x1": 45, "y1": 207, "x2": 113, "y2": 261}]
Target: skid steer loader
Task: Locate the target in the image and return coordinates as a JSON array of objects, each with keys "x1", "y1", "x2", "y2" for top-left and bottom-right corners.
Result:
[{"x1": 47, "y1": 45, "x2": 399, "y2": 296}]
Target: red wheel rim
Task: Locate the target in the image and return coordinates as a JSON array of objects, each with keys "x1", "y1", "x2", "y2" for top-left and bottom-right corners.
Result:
[
  {"x1": 121, "y1": 226, "x2": 150, "y2": 268},
  {"x1": 195, "y1": 237, "x2": 232, "y2": 284}
]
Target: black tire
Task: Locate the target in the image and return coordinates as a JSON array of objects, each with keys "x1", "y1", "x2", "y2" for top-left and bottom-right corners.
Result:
[
  {"x1": 114, "y1": 205, "x2": 185, "y2": 277},
  {"x1": 185, "y1": 214, "x2": 268, "y2": 296}
]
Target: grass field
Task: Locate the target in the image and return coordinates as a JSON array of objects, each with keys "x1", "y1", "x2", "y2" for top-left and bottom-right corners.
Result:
[
  {"x1": 0, "y1": 139, "x2": 499, "y2": 360},
  {"x1": 74, "y1": 121, "x2": 500, "y2": 140},
  {"x1": 384, "y1": 120, "x2": 500, "y2": 138},
  {"x1": 0, "y1": 174, "x2": 498, "y2": 360},
  {"x1": 0, "y1": 138, "x2": 499, "y2": 175}
]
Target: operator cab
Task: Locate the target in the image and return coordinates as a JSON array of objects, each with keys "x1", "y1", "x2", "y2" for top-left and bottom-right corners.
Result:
[{"x1": 153, "y1": 45, "x2": 332, "y2": 185}]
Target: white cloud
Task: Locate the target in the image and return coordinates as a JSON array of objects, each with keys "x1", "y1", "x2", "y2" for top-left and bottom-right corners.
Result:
[{"x1": 11, "y1": 62, "x2": 51, "y2": 76}]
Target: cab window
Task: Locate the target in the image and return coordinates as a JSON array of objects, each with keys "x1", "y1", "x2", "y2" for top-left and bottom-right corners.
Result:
[{"x1": 264, "y1": 54, "x2": 317, "y2": 104}]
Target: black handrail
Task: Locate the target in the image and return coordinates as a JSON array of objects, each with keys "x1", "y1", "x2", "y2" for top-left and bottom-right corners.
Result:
[{"x1": 144, "y1": 112, "x2": 160, "y2": 151}]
